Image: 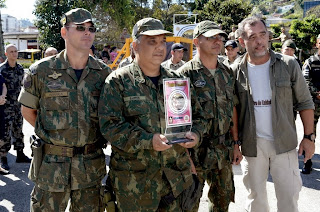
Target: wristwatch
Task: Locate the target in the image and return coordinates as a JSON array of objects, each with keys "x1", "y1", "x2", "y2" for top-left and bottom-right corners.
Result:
[
  {"x1": 234, "y1": 140, "x2": 241, "y2": 146},
  {"x1": 304, "y1": 133, "x2": 315, "y2": 142}
]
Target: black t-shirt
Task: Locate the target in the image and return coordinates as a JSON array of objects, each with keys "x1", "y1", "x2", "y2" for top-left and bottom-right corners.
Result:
[
  {"x1": 74, "y1": 69, "x2": 83, "y2": 81},
  {"x1": 147, "y1": 75, "x2": 160, "y2": 87}
]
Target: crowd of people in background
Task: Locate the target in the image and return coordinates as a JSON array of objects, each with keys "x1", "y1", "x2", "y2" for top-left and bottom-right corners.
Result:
[{"x1": 0, "y1": 6, "x2": 318, "y2": 212}]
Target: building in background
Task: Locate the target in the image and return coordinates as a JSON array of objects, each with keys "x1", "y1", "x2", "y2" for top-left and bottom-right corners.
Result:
[{"x1": 1, "y1": 14, "x2": 20, "y2": 32}]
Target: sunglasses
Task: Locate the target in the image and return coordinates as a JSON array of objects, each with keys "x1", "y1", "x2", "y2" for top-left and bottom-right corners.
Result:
[
  {"x1": 205, "y1": 35, "x2": 225, "y2": 41},
  {"x1": 66, "y1": 25, "x2": 96, "y2": 33}
]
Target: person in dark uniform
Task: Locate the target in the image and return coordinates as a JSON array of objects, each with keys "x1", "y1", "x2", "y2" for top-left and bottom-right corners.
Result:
[{"x1": 0, "y1": 44, "x2": 31, "y2": 172}]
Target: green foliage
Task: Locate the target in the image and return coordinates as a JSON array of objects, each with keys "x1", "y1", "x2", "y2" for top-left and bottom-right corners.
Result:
[
  {"x1": 0, "y1": 0, "x2": 5, "y2": 8},
  {"x1": 21, "y1": 62, "x2": 33, "y2": 69},
  {"x1": 196, "y1": 0, "x2": 252, "y2": 34},
  {"x1": 290, "y1": 15, "x2": 320, "y2": 53},
  {"x1": 270, "y1": 24, "x2": 281, "y2": 38},
  {"x1": 272, "y1": 42, "x2": 282, "y2": 52}
]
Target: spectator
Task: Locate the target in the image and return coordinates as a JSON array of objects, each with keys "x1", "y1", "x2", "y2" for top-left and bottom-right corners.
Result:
[
  {"x1": 161, "y1": 43, "x2": 187, "y2": 70},
  {"x1": 0, "y1": 44, "x2": 31, "y2": 172},
  {"x1": 223, "y1": 40, "x2": 241, "y2": 67},
  {"x1": 120, "y1": 27, "x2": 130, "y2": 44},
  {"x1": 273, "y1": 26, "x2": 292, "y2": 44},
  {"x1": 281, "y1": 39, "x2": 302, "y2": 68},
  {"x1": 110, "y1": 46, "x2": 118, "y2": 62},
  {"x1": 234, "y1": 16, "x2": 314, "y2": 212},
  {"x1": 44, "y1": 47, "x2": 58, "y2": 57},
  {"x1": 228, "y1": 26, "x2": 237, "y2": 40}
]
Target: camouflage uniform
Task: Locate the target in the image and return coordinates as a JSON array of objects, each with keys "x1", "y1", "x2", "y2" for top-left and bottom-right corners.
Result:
[
  {"x1": 161, "y1": 59, "x2": 185, "y2": 71},
  {"x1": 0, "y1": 60, "x2": 25, "y2": 157},
  {"x1": 178, "y1": 55, "x2": 236, "y2": 212},
  {"x1": 19, "y1": 47, "x2": 111, "y2": 211},
  {"x1": 303, "y1": 53, "x2": 320, "y2": 135},
  {"x1": 98, "y1": 62, "x2": 205, "y2": 211}
]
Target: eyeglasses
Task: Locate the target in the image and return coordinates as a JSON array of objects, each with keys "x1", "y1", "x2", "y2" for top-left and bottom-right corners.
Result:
[
  {"x1": 66, "y1": 25, "x2": 96, "y2": 33},
  {"x1": 205, "y1": 35, "x2": 225, "y2": 41}
]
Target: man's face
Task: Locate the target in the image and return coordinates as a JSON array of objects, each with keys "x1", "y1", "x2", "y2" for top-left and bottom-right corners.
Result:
[
  {"x1": 134, "y1": 34, "x2": 166, "y2": 66},
  {"x1": 225, "y1": 46, "x2": 239, "y2": 59},
  {"x1": 316, "y1": 39, "x2": 320, "y2": 53},
  {"x1": 172, "y1": 49, "x2": 184, "y2": 62},
  {"x1": 5, "y1": 46, "x2": 18, "y2": 61},
  {"x1": 241, "y1": 21, "x2": 269, "y2": 59},
  {"x1": 281, "y1": 47, "x2": 295, "y2": 57},
  {"x1": 195, "y1": 34, "x2": 224, "y2": 57},
  {"x1": 45, "y1": 49, "x2": 58, "y2": 57},
  {"x1": 62, "y1": 22, "x2": 95, "y2": 52}
]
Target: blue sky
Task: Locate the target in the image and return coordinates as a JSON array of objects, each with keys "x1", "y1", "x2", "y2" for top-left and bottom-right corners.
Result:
[{"x1": 1, "y1": 0, "x2": 36, "y2": 21}]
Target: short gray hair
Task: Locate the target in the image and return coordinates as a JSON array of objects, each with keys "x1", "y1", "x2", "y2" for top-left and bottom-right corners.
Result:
[
  {"x1": 5, "y1": 44, "x2": 17, "y2": 52},
  {"x1": 238, "y1": 16, "x2": 267, "y2": 39}
]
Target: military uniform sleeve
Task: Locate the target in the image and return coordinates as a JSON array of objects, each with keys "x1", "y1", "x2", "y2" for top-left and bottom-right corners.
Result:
[
  {"x1": 18, "y1": 66, "x2": 40, "y2": 109},
  {"x1": 98, "y1": 73, "x2": 154, "y2": 153},
  {"x1": 302, "y1": 58, "x2": 318, "y2": 97},
  {"x1": 291, "y1": 58, "x2": 314, "y2": 111}
]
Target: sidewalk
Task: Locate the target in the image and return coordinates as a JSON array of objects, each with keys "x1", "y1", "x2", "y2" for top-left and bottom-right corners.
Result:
[{"x1": 0, "y1": 116, "x2": 319, "y2": 211}]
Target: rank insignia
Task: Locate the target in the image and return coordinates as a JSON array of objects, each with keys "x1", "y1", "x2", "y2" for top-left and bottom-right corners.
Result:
[{"x1": 48, "y1": 71, "x2": 62, "y2": 79}]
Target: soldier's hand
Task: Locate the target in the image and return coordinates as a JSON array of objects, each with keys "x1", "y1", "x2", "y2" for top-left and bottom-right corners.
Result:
[
  {"x1": 232, "y1": 145, "x2": 243, "y2": 165},
  {"x1": 178, "y1": 131, "x2": 199, "y2": 149},
  {"x1": 298, "y1": 138, "x2": 315, "y2": 163},
  {"x1": 152, "y1": 133, "x2": 172, "y2": 151}
]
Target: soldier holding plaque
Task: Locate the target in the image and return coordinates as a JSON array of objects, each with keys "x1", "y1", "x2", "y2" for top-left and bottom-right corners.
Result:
[
  {"x1": 177, "y1": 20, "x2": 242, "y2": 212},
  {"x1": 98, "y1": 18, "x2": 205, "y2": 211}
]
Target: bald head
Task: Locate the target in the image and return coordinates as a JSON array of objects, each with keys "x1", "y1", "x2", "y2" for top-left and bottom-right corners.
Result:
[{"x1": 44, "y1": 47, "x2": 58, "y2": 57}]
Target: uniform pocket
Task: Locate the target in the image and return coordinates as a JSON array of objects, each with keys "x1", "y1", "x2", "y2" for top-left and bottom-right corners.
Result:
[
  {"x1": 83, "y1": 153, "x2": 106, "y2": 182},
  {"x1": 37, "y1": 155, "x2": 70, "y2": 192}
]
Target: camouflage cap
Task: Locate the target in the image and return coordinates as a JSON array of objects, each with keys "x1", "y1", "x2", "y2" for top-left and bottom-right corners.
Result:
[
  {"x1": 132, "y1": 18, "x2": 173, "y2": 40},
  {"x1": 282, "y1": 39, "x2": 297, "y2": 50},
  {"x1": 60, "y1": 8, "x2": 93, "y2": 26},
  {"x1": 193, "y1": 21, "x2": 227, "y2": 39}
]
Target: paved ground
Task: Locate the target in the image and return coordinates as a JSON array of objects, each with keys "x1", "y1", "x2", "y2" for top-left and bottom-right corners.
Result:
[{"x1": 0, "y1": 116, "x2": 319, "y2": 212}]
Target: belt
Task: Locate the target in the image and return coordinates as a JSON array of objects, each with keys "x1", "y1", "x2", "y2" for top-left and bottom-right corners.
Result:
[{"x1": 44, "y1": 143, "x2": 99, "y2": 157}]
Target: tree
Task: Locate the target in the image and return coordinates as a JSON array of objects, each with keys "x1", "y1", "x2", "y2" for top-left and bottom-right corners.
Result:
[
  {"x1": 0, "y1": 0, "x2": 6, "y2": 58},
  {"x1": 196, "y1": 0, "x2": 252, "y2": 34},
  {"x1": 290, "y1": 15, "x2": 320, "y2": 55}
]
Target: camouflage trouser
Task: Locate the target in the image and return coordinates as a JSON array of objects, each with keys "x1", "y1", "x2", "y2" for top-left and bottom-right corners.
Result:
[
  {"x1": 30, "y1": 185, "x2": 105, "y2": 212},
  {"x1": 188, "y1": 163, "x2": 235, "y2": 212},
  {"x1": 0, "y1": 106, "x2": 24, "y2": 157}
]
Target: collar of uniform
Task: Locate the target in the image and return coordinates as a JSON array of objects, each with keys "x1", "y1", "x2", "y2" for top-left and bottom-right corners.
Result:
[
  {"x1": 130, "y1": 61, "x2": 175, "y2": 85},
  {"x1": 191, "y1": 54, "x2": 205, "y2": 70},
  {"x1": 49, "y1": 50, "x2": 103, "y2": 70}
]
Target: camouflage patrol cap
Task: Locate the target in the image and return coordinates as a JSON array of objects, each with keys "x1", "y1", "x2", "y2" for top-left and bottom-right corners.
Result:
[
  {"x1": 193, "y1": 21, "x2": 227, "y2": 39},
  {"x1": 60, "y1": 8, "x2": 93, "y2": 26},
  {"x1": 132, "y1": 18, "x2": 173, "y2": 40},
  {"x1": 282, "y1": 39, "x2": 297, "y2": 50}
]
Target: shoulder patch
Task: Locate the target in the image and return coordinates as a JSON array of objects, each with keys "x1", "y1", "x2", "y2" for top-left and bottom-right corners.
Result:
[{"x1": 194, "y1": 80, "x2": 206, "y2": 87}]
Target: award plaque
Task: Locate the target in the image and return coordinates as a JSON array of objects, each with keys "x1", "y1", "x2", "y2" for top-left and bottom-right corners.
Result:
[{"x1": 163, "y1": 78, "x2": 192, "y2": 144}]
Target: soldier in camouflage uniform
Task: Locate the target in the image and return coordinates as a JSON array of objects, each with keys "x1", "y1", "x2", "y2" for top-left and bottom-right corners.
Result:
[
  {"x1": 0, "y1": 44, "x2": 31, "y2": 172},
  {"x1": 177, "y1": 21, "x2": 242, "y2": 212},
  {"x1": 301, "y1": 34, "x2": 320, "y2": 174},
  {"x1": 18, "y1": 8, "x2": 111, "y2": 211},
  {"x1": 98, "y1": 17, "x2": 205, "y2": 211}
]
